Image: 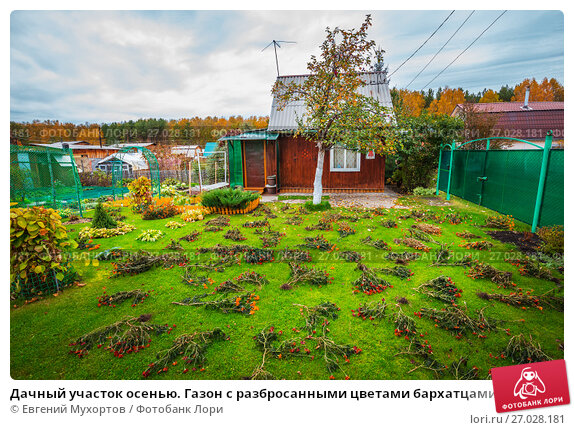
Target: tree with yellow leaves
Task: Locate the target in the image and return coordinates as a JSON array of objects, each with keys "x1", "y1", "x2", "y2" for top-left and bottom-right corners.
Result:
[
  {"x1": 428, "y1": 88, "x2": 466, "y2": 115},
  {"x1": 479, "y1": 89, "x2": 500, "y2": 103},
  {"x1": 393, "y1": 89, "x2": 426, "y2": 116},
  {"x1": 512, "y1": 78, "x2": 564, "y2": 102}
]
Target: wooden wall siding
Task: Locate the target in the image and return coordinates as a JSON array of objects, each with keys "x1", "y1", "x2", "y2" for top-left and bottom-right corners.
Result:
[
  {"x1": 242, "y1": 141, "x2": 266, "y2": 188},
  {"x1": 278, "y1": 136, "x2": 385, "y2": 190}
]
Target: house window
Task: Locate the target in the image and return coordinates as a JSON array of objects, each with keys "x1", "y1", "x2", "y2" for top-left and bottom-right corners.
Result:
[{"x1": 330, "y1": 146, "x2": 361, "y2": 172}]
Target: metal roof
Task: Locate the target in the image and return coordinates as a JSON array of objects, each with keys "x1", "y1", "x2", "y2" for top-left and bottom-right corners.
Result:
[
  {"x1": 96, "y1": 152, "x2": 148, "y2": 170},
  {"x1": 219, "y1": 130, "x2": 279, "y2": 141},
  {"x1": 116, "y1": 142, "x2": 155, "y2": 148},
  {"x1": 452, "y1": 101, "x2": 564, "y2": 114},
  {"x1": 30, "y1": 142, "x2": 119, "y2": 150},
  {"x1": 268, "y1": 71, "x2": 393, "y2": 131},
  {"x1": 451, "y1": 102, "x2": 564, "y2": 141}
]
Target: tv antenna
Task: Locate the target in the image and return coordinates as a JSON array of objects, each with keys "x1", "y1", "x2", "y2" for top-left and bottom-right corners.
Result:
[{"x1": 262, "y1": 40, "x2": 296, "y2": 76}]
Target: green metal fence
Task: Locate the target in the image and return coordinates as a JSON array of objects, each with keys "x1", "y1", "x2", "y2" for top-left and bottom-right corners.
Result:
[
  {"x1": 10, "y1": 144, "x2": 84, "y2": 216},
  {"x1": 437, "y1": 132, "x2": 563, "y2": 232}
]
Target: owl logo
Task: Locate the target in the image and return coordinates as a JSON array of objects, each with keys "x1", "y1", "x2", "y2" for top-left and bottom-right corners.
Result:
[{"x1": 513, "y1": 367, "x2": 546, "y2": 400}]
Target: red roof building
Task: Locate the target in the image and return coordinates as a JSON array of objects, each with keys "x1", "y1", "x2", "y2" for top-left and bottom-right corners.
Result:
[{"x1": 451, "y1": 101, "x2": 564, "y2": 147}]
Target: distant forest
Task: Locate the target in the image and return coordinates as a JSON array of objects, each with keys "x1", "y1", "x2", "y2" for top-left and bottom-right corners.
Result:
[
  {"x1": 10, "y1": 116, "x2": 269, "y2": 146},
  {"x1": 10, "y1": 77, "x2": 563, "y2": 146}
]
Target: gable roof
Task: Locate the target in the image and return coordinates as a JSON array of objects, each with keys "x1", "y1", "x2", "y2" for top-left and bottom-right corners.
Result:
[
  {"x1": 96, "y1": 152, "x2": 148, "y2": 170},
  {"x1": 268, "y1": 71, "x2": 393, "y2": 131}
]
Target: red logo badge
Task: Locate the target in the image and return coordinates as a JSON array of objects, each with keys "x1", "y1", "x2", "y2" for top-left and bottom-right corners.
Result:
[{"x1": 491, "y1": 359, "x2": 570, "y2": 413}]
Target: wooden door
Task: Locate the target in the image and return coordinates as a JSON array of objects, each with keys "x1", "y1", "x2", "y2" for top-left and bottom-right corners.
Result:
[{"x1": 243, "y1": 141, "x2": 265, "y2": 189}]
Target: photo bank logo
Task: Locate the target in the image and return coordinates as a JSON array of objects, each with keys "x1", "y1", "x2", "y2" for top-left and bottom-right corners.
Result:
[
  {"x1": 514, "y1": 367, "x2": 546, "y2": 399},
  {"x1": 492, "y1": 359, "x2": 570, "y2": 413}
]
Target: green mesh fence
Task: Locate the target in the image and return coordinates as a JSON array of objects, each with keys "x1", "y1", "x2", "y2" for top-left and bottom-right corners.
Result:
[
  {"x1": 11, "y1": 262, "x2": 78, "y2": 299},
  {"x1": 438, "y1": 147, "x2": 563, "y2": 228},
  {"x1": 538, "y1": 150, "x2": 564, "y2": 227},
  {"x1": 111, "y1": 146, "x2": 161, "y2": 198},
  {"x1": 10, "y1": 145, "x2": 84, "y2": 215}
]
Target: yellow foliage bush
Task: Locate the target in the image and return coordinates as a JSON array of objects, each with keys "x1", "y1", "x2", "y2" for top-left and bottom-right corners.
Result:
[{"x1": 181, "y1": 206, "x2": 209, "y2": 222}]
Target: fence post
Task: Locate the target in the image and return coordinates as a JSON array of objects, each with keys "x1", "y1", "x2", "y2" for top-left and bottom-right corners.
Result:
[
  {"x1": 436, "y1": 148, "x2": 443, "y2": 196},
  {"x1": 445, "y1": 141, "x2": 455, "y2": 201},
  {"x1": 188, "y1": 161, "x2": 192, "y2": 195},
  {"x1": 531, "y1": 131, "x2": 553, "y2": 233},
  {"x1": 197, "y1": 156, "x2": 203, "y2": 193}
]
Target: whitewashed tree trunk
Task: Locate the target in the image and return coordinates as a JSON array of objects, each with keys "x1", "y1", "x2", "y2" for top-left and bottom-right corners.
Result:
[{"x1": 312, "y1": 147, "x2": 325, "y2": 205}]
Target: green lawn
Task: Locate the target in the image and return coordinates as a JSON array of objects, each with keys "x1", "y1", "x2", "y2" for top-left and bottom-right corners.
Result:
[{"x1": 10, "y1": 195, "x2": 564, "y2": 380}]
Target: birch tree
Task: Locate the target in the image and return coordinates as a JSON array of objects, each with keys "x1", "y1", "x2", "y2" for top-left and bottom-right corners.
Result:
[{"x1": 272, "y1": 15, "x2": 397, "y2": 205}]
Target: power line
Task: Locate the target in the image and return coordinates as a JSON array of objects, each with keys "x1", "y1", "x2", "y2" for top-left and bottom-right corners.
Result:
[
  {"x1": 388, "y1": 10, "x2": 455, "y2": 78},
  {"x1": 420, "y1": 10, "x2": 508, "y2": 91},
  {"x1": 405, "y1": 10, "x2": 475, "y2": 89}
]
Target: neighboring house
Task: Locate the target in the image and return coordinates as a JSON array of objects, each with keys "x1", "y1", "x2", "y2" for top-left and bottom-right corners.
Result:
[
  {"x1": 171, "y1": 145, "x2": 200, "y2": 157},
  {"x1": 451, "y1": 97, "x2": 564, "y2": 149},
  {"x1": 94, "y1": 152, "x2": 149, "y2": 175},
  {"x1": 220, "y1": 71, "x2": 392, "y2": 193}
]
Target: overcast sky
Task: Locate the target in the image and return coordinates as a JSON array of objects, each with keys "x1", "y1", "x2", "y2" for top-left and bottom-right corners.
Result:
[{"x1": 10, "y1": 9, "x2": 564, "y2": 123}]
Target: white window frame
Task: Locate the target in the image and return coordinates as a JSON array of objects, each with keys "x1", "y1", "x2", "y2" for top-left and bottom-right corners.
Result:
[{"x1": 329, "y1": 146, "x2": 361, "y2": 172}]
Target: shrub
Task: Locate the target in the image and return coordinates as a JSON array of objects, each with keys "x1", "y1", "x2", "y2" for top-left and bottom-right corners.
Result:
[
  {"x1": 58, "y1": 208, "x2": 78, "y2": 218},
  {"x1": 10, "y1": 206, "x2": 77, "y2": 292},
  {"x1": 78, "y1": 170, "x2": 112, "y2": 187},
  {"x1": 142, "y1": 198, "x2": 178, "y2": 220},
  {"x1": 136, "y1": 229, "x2": 165, "y2": 242},
  {"x1": 162, "y1": 178, "x2": 186, "y2": 187},
  {"x1": 78, "y1": 222, "x2": 136, "y2": 240},
  {"x1": 201, "y1": 188, "x2": 259, "y2": 210},
  {"x1": 91, "y1": 203, "x2": 118, "y2": 229},
  {"x1": 128, "y1": 177, "x2": 152, "y2": 213},
  {"x1": 413, "y1": 187, "x2": 435, "y2": 196},
  {"x1": 537, "y1": 225, "x2": 563, "y2": 255},
  {"x1": 304, "y1": 200, "x2": 332, "y2": 212},
  {"x1": 181, "y1": 207, "x2": 208, "y2": 222}
]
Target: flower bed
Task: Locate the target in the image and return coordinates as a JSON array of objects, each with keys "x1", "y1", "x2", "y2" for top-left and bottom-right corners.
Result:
[{"x1": 203, "y1": 197, "x2": 260, "y2": 215}]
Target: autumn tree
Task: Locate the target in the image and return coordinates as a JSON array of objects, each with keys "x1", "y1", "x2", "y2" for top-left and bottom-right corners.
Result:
[
  {"x1": 272, "y1": 15, "x2": 396, "y2": 205},
  {"x1": 479, "y1": 89, "x2": 500, "y2": 103},
  {"x1": 428, "y1": 88, "x2": 466, "y2": 115},
  {"x1": 512, "y1": 77, "x2": 564, "y2": 102},
  {"x1": 392, "y1": 89, "x2": 426, "y2": 116}
]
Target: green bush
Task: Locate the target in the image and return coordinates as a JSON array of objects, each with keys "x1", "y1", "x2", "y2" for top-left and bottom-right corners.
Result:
[
  {"x1": 10, "y1": 206, "x2": 77, "y2": 292},
  {"x1": 389, "y1": 112, "x2": 463, "y2": 193},
  {"x1": 413, "y1": 187, "x2": 435, "y2": 196},
  {"x1": 537, "y1": 225, "x2": 564, "y2": 255},
  {"x1": 201, "y1": 188, "x2": 259, "y2": 210},
  {"x1": 91, "y1": 203, "x2": 118, "y2": 229},
  {"x1": 304, "y1": 200, "x2": 332, "y2": 212}
]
